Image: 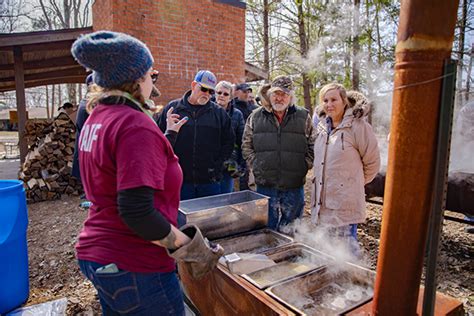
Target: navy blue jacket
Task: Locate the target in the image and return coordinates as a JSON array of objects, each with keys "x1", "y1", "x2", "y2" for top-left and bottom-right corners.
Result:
[
  {"x1": 226, "y1": 102, "x2": 245, "y2": 148},
  {"x1": 157, "y1": 91, "x2": 235, "y2": 184},
  {"x1": 233, "y1": 98, "x2": 257, "y2": 122}
]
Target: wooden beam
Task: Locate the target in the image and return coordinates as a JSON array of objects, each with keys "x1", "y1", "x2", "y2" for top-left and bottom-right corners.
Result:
[
  {"x1": 0, "y1": 56, "x2": 78, "y2": 71},
  {"x1": 0, "y1": 27, "x2": 92, "y2": 48},
  {"x1": 0, "y1": 76, "x2": 87, "y2": 92},
  {"x1": 0, "y1": 40, "x2": 75, "y2": 52},
  {"x1": 0, "y1": 66, "x2": 86, "y2": 83},
  {"x1": 245, "y1": 62, "x2": 268, "y2": 81},
  {"x1": 13, "y1": 46, "x2": 28, "y2": 165}
]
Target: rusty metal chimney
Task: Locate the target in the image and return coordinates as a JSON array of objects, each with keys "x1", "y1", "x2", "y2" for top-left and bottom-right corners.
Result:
[{"x1": 372, "y1": 1, "x2": 460, "y2": 315}]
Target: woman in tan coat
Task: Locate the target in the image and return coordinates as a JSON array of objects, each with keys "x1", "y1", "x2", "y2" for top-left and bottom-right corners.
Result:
[{"x1": 311, "y1": 83, "x2": 380, "y2": 247}]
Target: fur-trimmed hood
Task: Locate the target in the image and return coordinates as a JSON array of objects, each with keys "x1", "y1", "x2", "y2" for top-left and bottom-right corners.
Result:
[
  {"x1": 315, "y1": 90, "x2": 372, "y2": 119},
  {"x1": 257, "y1": 83, "x2": 272, "y2": 111}
]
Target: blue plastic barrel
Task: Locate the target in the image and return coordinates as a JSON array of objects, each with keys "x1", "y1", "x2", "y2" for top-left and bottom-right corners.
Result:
[{"x1": 0, "y1": 180, "x2": 29, "y2": 314}]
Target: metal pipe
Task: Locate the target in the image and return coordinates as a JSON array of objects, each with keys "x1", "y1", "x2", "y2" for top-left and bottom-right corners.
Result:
[
  {"x1": 372, "y1": 1, "x2": 459, "y2": 315},
  {"x1": 423, "y1": 60, "x2": 456, "y2": 316}
]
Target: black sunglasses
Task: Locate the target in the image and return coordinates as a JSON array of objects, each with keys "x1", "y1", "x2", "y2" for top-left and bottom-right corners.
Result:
[
  {"x1": 151, "y1": 71, "x2": 159, "y2": 84},
  {"x1": 217, "y1": 91, "x2": 230, "y2": 97},
  {"x1": 199, "y1": 85, "x2": 215, "y2": 95}
]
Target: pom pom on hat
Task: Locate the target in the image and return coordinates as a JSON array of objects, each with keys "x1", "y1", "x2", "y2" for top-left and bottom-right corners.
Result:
[{"x1": 71, "y1": 31, "x2": 153, "y2": 88}]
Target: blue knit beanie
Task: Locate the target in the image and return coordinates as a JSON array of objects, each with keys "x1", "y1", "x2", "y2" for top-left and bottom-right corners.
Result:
[{"x1": 71, "y1": 31, "x2": 153, "y2": 88}]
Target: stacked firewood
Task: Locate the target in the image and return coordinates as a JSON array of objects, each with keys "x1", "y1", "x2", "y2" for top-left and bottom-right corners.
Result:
[
  {"x1": 20, "y1": 112, "x2": 82, "y2": 203},
  {"x1": 25, "y1": 118, "x2": 53, "y2": 147}
]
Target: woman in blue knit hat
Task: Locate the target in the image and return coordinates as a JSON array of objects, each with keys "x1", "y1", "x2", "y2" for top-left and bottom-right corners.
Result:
[{"x1": 71, "y1": 31, "x2": 223, "y2": 315}]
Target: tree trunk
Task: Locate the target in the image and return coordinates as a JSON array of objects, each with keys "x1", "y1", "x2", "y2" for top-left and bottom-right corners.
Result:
[
  {"x1": 456, "y1": 0, "x2": 467, "y2": 108},
  {"x1": 296, "y1": 0, "x2": 312, "y2": 113},
  {"x1": 366, "y1": 0, "x2": 373, "y2": 63},
  {"x1": 465, "y1": 44, "x2": 473, "y2": 101},
  {"x1": 63, "y1": 0, "x2": 71, "y2": 27},
  {"x1": 78, "y1": 83, "x2": 83, "y2": 101},
  {"x1": 58, "y1": 84, "x2": 62, "y2": 108},
  {"x1": 352, "y1": 0, "x2": 361, "y2": 90},
  {"x1": 45, "y1": 85, "x2": 50, "y2": 118},
  {"x1": 375, "y1": 2, "x2": 382, "y2": 65},
  {"x1": 51, "y1": 85, "x2": 55, "y2": 119},
  {"x1": 67, "y1": 83, "x2": 76, "y2": 105},
  {"x1": 263, "y1": 0, "x2": 270, "y2": 82}
]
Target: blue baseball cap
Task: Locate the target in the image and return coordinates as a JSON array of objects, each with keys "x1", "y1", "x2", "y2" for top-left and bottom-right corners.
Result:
[{"x1": 194, "y1": 70, "x2": 217, "y2": 90}]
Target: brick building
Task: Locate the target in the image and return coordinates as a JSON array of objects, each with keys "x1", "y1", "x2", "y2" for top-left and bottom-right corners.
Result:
[{"x1": 92, "y1": 0, "x2": 247, "y2": 104}]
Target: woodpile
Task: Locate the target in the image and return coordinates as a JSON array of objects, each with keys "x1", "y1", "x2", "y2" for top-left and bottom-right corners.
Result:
[
  {"x1": 20, "y1": 112, "x2": 82, "y2": 203},
  {"x1": 25, "y1": 118, "x2": 53, "y2": 148}
]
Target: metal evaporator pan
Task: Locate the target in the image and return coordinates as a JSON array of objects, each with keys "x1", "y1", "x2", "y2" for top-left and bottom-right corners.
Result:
[
  {"x1": 178, "y1": 190, "x2": 269, "y2": 240},
  {"x1": 266, "y1": 263, "x2": 376, "y2": 315},
  {"x1": 242, "y1": 243, "x2": 332, "y2": 290},
  {"x1": 213, "y1": 228, "x2": 293, "y2": 255}
]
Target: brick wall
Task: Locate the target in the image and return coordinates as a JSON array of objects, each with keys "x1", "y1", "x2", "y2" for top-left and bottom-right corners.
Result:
[{"x1": 92, "y1": 0, "x2": 246, "y2": 105}]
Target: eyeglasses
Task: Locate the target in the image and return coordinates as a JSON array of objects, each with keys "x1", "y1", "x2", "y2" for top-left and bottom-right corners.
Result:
[
  {"x1": 199, "y1": 85, "x2": 215, "y2": 95},
  {"x1": 151, "y1": 71, "x2": 159, "y2": 84},
  {"x1": 217, "y1": 91, "x2": 230, "y2": 97}
]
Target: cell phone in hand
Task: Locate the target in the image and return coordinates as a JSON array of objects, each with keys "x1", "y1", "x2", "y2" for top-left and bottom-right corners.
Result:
[{"x1": 95, "y1": 263, "x2": 119, "y2": 274}]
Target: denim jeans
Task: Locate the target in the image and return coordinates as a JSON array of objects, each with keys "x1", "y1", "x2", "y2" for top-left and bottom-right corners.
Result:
[
  {"x1": 78, "y1": 260, "x2": 184, "y2": 316},
  {"x1": 180, "y1": 182, "x2": 221, "y2": 200},
  {"x1": 219, "y1": 173, "x2": 234, "y2": 194},
  {"x1": 256, "y1": 186, "x2": 304, "y2": 231},
  {"x1": 329, "y1": 224, "x2": 360, "y2": 256},
  {"x1": 239, "y1": 169, "x2": 250, "y2": 191}
]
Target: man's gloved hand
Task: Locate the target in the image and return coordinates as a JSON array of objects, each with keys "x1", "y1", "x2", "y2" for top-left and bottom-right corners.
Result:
[
  {"x1": 224, "y1": 159, "x2": 241, "y2": 178},
  {"x1": 167, "y1": 224, "x2": 224, "y2": 279}
]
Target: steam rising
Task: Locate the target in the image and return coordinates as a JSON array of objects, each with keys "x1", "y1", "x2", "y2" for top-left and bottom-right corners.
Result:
[{"x1": 270, "y1": 220, "x2": 375, "y2": 315}]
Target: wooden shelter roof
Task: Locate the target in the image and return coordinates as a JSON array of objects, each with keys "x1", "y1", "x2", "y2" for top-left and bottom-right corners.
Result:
[
  {"x1": 245, "y1": 61, "x2": 268, "y2": 82},
  {"x1": 0, "y1": 27, "x2": 93, "y2": 92}
]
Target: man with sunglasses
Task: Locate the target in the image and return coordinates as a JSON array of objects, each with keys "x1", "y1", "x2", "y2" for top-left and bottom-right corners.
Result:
[{"x1": 157, "y1": 70, "x2": 235, "y2": 200}]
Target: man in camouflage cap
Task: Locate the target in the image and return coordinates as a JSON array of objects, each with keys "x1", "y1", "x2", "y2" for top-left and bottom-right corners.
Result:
[{"x1": 242, "y1": 75, "x2": 315, "y2": 233}]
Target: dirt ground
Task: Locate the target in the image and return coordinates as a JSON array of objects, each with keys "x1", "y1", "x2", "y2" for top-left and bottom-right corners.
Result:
[{"x1": 22, "y1": 193, "x2": 473, "y2": 315}]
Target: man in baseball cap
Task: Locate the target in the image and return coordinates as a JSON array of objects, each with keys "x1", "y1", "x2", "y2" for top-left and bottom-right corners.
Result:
[
  {"x1": 194, "y1": 70, "x2": 217, "y2": 91},
  {"x1": 157, "y1": 70, "x2": 235, "y2": 200},
  {"x1": 242, "y1": 75, "x2": 314, "y2": 233},
  {"x1": 268, "y1": 75, "x2": 294, "y2": 94}
]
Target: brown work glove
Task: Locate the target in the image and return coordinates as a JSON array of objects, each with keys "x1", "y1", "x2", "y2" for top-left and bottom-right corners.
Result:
[{"x1": 167, "y1": 224, "x2": 224, "y2": 279}]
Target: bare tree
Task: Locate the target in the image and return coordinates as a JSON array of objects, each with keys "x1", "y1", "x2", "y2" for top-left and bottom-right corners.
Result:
[
  {"x1": 31, "y1": 0, "x2": 92, "y2": 108},
  {"x1": 352, "y1": 0, "x2": 361, "y2": 90},
  {"x1": 0, "y1": 0, "x2": 31, "y2": 32}
]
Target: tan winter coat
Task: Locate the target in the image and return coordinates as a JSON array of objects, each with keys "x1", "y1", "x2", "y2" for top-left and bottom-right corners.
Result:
[{"x1": 310, "y1": 102, "x2": 380, "y2": 227}]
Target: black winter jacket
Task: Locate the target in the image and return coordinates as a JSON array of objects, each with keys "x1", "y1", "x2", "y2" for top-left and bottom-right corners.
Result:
[
  {"x1": 157, "y1": 91, "x2": 235, "y2": 184},
  {"x1": 233, "y1": 98, "x2": 257, "y2": 122},
  {"x1": 226, "y1": 102, "x2": 245, "y2": 148},
  {"x1": 242, "y1": 105, "x2": 313, "y2": 190}
]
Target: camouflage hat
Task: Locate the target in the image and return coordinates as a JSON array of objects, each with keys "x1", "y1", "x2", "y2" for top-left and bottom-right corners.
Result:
[{"x1": 268, "y1": 75, "x2": 293, "y2": 94}]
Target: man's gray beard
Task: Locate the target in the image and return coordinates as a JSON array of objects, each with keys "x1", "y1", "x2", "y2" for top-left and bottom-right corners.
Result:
[
  {"x1": 272, "y1": 103, "x2": 289, "y2": 112},
  {"x1": 197, "y1": 96, "x2": 209, "y2": 105}
]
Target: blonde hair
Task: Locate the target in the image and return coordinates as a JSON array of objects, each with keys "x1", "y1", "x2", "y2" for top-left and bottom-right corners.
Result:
[
  {"x1": 318, "y1": 83, "x2": 349, "y2": 107},
  {"x1": 86, "y1": 81, "x2": 145, "y2": 113}
]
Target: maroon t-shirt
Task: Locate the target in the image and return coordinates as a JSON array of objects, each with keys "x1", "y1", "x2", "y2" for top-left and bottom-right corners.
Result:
[{"x1": 76, "y1": 103, "x2": 182, "y2": 273}]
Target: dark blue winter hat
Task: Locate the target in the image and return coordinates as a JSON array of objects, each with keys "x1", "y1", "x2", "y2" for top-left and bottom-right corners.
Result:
[{"x1": 71, "y1": 31, "x2": 153, "y2": 88}]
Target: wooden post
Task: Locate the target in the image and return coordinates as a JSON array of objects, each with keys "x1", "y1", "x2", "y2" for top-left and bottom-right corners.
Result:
[
  {"x1": 372, "y1": 0, "x2": 460, "y2": 315},
  {"x1": 13, "y1": 46, "x2": 28, "y2": 164}
]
